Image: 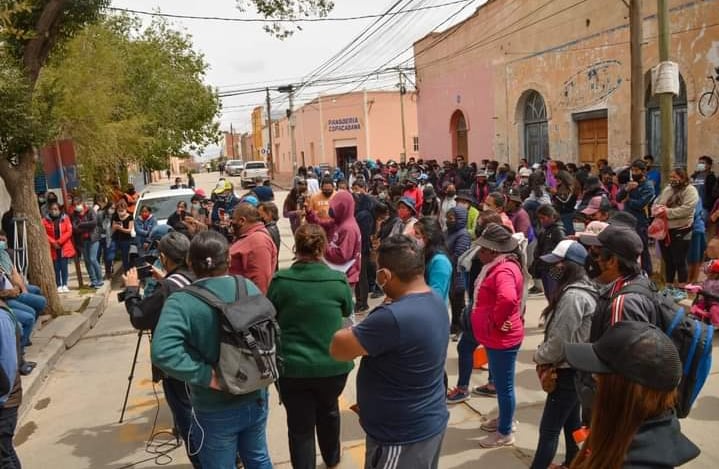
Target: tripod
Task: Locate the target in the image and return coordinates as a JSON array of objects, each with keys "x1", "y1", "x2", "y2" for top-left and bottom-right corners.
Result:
[{"x1": 119, "y1": 329, "x2": 149, "y2": 424}]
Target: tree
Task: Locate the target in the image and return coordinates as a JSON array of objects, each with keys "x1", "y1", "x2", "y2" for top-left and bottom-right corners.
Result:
[{"x1": 0, "y1": 0, "x2": 333, "y2": 315}]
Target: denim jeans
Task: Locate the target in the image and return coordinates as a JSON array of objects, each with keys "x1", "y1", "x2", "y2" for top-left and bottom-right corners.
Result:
[
  {"x1": 530, "y1": 369, "x2": 581, "y2": 469},
  {"x1": 15, "y1": 290, "x2": 46, "y2": 317},
  {"x1": 486, "y1": 343, "x2": 521, "y2": 435},
  {"x1": 116, "y1": 239, "x2": 132, "y2": 273},
  {"x1": 53, "y1": 257, "x2": 69, "y2": 287},
  {"x1": 0, "y1": 405, "x2": 20, "y2": 468},
  {"x1": 193, "y1": 392, "x2": 272, "y2": 469},
  {"x1": 162, "y1": 378, "x2": 202, "y2": 469},
  {"x1": 6, "y1": 300, "x2": 35, "y2": 346},
  {"x1": 279, "y1": 374, "x2": 348, "y2": 469},
  {"x1": 81, "y1": 240, "x2": 102, "y2": 285},
  {"x1": 559, "y1": 213, "x2": 575, "y2": 236}
]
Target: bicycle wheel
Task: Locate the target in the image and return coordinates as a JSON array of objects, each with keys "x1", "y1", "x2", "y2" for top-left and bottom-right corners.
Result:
[{"x1": 698, "y1": 91, "x2": 719, "y2": 117}]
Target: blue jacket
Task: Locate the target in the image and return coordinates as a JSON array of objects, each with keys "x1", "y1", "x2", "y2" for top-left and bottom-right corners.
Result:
[
  {"x1": 0, "y1": 305, "x2": 18, "y2": 405},
  {"x1": 426, "y1": 253, "x2": 452, "y2": 302},
  {"x1": 618, "y1": 179, "x2": 655, "y2": 228},
  {"x1": 134, "y1": 215, "x2": 157, "y2": 250},
  {"x1": 446, "y1": 207, "x2": 471, "y2": 290}
]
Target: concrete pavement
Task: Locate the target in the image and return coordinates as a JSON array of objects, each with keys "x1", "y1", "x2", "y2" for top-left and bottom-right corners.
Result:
[{"x1": 15, "y1": 171, "x2": 719, "y2": 468}]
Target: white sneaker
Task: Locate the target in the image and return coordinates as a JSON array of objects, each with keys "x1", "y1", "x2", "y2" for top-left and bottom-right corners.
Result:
[
  {"x1": 61, "y1": 285, "x2": 70, "y2": 293},
  {"x1": 57, "y1": 286, "x2": 63, "y2": 293},
  {"x1": 479, "y1": 431, "x2": 515, "y2": 448},
  {"x1": 480, "y1": 417, "x2": 518, "y2": 432}
]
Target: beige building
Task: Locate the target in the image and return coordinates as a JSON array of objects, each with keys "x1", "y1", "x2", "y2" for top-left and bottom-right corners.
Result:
[{"x1": 414, "y1": 0, "x2": 719, "y2": 169}]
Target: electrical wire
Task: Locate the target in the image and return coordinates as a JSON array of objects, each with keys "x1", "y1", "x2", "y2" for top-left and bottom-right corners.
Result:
[{"x1": 106, "y1": 0, "x2": 473, "y2": 23}]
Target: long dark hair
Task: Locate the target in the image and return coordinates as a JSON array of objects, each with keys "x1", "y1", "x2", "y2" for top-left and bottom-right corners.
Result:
[
  {"x1": 541, "y1": 260, "x2": 587, "y2": 319},
  {"x1": 529, "y1": 170, "x2": 546, "y2": 198},
  {"x1": 414, "y1": 217, "x2": 448, "y2": 266}
]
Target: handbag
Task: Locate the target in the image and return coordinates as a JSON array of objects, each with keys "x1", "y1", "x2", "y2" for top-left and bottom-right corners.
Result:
[
  {"x1": 648, "y1": 214, "x2": 669, "y2": 241},
  {"x1": 537, "y1": 364, "x2": 558, "y2": 393}
]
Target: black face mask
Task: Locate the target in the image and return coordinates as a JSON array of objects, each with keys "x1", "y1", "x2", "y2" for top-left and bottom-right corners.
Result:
[
  {"x1": 585, "y1": 255, "x2": 602, "y2": 279},
  {"x1": 322, "y1": 190, "x2": 333, "y2": 197}
]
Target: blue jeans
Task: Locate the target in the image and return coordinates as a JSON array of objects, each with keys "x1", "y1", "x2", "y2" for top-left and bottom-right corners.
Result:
[
  {"x1": 6, "y1": 300, "x2": 35, "y2": 347},
  {"x1": 486, "y1": 343, "x2": 521, "y2": 435},
  {"x1": 530, "y1": 369, "x2": 581, "y2": 469},
  {"x1": 15, "y1": 288, "x2": 47, "y2": 317},
  {"x1": 193, "y1": 393, "x2": 272, "y2": 469},
  {"x1": 559, "y1": 213, "x2": 575, "y2": 235},
  {"x1": 163, "y1": 378, "x2": 202, "y2": 469},
  {"x1": 81, "y1": 240, "x2": 102, "y2": 285},
  {"x1": 116, "y1": 239, "x2": 132, "y2": 273},
  {"x1": 53, "y1": 257, "x2": 69, "y2": 287}
]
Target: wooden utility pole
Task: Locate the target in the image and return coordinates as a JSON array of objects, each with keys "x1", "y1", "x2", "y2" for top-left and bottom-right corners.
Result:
[
  {"x1": 630, "y1": 0, "x2": 644, "y2": 160},
  {"x1": 657, "y1": 0, "x2": 674, "y2": 185},
  {"x1": 266, "y1": 87, "x2": 274, "y2": 178},
  {"x1": 398, "y1": 69, "x2": 408, "y2": 163}
]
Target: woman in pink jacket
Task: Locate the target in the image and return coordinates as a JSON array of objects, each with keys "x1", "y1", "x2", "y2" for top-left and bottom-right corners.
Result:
[{"x1": 471, "y1": 223, "x2": 525, "y2": 448}]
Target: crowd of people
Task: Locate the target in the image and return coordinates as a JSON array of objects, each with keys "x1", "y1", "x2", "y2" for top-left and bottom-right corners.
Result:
[{"x1": 0, "y1": 152, "x2": 713, "y2": 468}]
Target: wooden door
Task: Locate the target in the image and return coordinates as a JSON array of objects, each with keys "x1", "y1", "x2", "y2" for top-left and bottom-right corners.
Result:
[{"x1": 578, "y1": 118, "x2": 608, "y2": 164}]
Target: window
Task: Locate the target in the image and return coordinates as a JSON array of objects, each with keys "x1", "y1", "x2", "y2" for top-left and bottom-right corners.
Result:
[
  {"x1": 274, "y1": 122, "x2": 280, "y2": 138},
  {"x1": 413, "y1": 136, "x2": 420, "y2": 152},
  {"x1": 646, "y1": 74, "x2": 687, "y2": 168}
]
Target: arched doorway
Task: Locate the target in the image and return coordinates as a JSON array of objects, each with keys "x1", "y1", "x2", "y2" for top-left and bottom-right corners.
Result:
[
  {"x1": 523, "y1": 91, "x2": 549, "y2": 164},
  {"x1": 450, "y1": 110, "x2": 468, "y2": 160},
  {"x1": 646, "y1": 73, "x2": 688, "y2": 167}
]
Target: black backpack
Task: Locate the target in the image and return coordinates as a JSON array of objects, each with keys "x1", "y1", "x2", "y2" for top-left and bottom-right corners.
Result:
[
  {"x1": 184, "y1": 276, "x2": 280, "y2": 395},
  {"x1": 599, "y1": 283, "x2": 713, "y2": 418}
]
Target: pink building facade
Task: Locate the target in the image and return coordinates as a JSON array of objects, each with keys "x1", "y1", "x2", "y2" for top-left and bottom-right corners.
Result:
[
  {"x1": 270, "y1": 90, "x2": 418, "y2": 176},
  {"x1": 414, "y1": 0, "x2": 719, "y2": 169}
]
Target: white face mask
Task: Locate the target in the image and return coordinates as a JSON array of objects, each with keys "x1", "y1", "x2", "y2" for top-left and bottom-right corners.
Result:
[
  {"x1": 697, "y1": 163, "x2": 707, "y2": 172},
  {"x1": 376, "y1": 268, "x2": 391, "y2": 292}
]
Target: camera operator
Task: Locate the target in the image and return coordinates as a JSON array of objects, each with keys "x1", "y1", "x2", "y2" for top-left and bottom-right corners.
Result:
[{"x1": 120, "y1": 232, "x2": 201, "y2": 469}]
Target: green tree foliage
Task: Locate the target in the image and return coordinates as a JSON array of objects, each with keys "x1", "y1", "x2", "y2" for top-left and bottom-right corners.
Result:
[{"x1": 35, "y1": 16, "x2": 220, "y2": 192}]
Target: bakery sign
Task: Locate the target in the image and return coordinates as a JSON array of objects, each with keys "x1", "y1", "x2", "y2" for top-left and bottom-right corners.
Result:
[{"x1": 328, "y1": 117, "x2": 361, "y2": 132}]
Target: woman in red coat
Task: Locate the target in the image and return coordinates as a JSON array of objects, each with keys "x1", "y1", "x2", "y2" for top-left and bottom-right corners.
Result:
[{"x1": 42, "y1": 202, "x2": 76, "y2": 293}]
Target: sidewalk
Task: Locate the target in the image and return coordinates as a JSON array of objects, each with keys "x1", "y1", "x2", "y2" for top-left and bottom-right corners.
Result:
[{"x1": 19, "y1": 259, "x2": 115, "y2": 420}]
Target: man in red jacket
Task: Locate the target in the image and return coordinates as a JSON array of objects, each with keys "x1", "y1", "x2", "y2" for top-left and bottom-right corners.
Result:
[{"x1": 229, "y1": 203, "x2": 277, "y2": 294}]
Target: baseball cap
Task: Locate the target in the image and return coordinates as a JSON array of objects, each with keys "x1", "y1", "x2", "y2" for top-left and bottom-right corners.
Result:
[
  {"x1": 581, "y1": 195, "x2": 611, "y2": 215},
  {"x1": 579, "y1": 223, "x2": 643, "y2": 260},
  {"x1": 576, "y1": 221, "x2": 609, "y2": 245},
  {"x1": 540, "y1": 239, "x2": 588, "y2": 265},
  {"x1": 565, "y1": 321, "x2": 682, "y2": 391},
  {"x1": 519, "y1": 167, "x2": 532, "y2": 177},
  {"x1": 507, "y1": 188, "x2": 523, "y2": 203},
  {"x1": 476, "y1": 170, "x2": 488, "y2": 178}
]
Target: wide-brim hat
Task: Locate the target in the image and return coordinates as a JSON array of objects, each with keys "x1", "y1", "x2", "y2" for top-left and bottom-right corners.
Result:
[
  {"x1": 454, "y1": 191, "x2": 478, "y2": 206},
  {"x1": 476, "y1": 223, "x2": 518, "y2": 253},
  {"x1": 397, "y1": 196, "x2": 417, "y2": 214}
]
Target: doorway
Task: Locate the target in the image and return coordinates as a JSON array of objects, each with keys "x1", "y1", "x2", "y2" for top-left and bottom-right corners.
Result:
[
  {"x1": 450, "y1": 110, "x2": 469, "y2": 160},
  {"x1": 577, "y1": 117, "x2": 608, "y2": 165},
  {"x1": 646, "y1": 73, "x2": 687, "y2": 167},
  {"x1": 335, "y1": 146, "x2": 357, "y2": 176}
]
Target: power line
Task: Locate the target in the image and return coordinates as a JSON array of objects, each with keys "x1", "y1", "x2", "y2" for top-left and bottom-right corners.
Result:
[{"x1": 106, "y1": 0, "x2": 472, "y2": 23}]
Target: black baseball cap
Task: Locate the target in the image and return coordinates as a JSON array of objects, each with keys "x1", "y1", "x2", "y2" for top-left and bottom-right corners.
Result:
[
  {"x1": 579, "y1": 223, "x2": 643, "y2": 259},
  {"x1": 566, "y1": 321, "x2": 682, "y2": 391}
]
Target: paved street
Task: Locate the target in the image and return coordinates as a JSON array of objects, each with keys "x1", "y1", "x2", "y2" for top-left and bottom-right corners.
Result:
[{"x1": 15, "y1": 171, "x2": 719, "y2": 468}]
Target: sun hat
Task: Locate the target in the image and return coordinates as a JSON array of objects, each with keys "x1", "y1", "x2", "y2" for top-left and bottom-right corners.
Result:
[
  {"x1": 454, "y1": 190, "x2": 478, "y2": 206},
  {"x1": 519, "y1": 167, "x2": 532, "y2": 177},
  {"x1": 397, "y1": 196, "x2": 417, "y2": 214},
  {"x1": 476, "y1": 223, "x2": 518, "y2": 253},
  {"x1": 576, "y1": 221, "x2": 609, "y2": 245},
  {"x1": 580, "y1": 195, "x2": 612, "y2": 215},
  {"x1": 565, "y1": 321, "x2": 682, "y2": 391},
  {"x1": 540, "y1": 239, "x2": 588, "y2": 265},
  {"x1": 213, "y1": 180, "x2": 232, "y2": 195}
]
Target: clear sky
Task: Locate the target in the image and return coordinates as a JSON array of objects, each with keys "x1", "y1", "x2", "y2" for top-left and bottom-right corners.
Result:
[{"x1": 110, "y1": 0, "x2": 485, "y2": 156}]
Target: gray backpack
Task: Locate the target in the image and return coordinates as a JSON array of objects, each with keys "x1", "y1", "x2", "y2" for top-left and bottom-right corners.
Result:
[{"x1": 184, "y1": 276, "x2": 280, "y2": 395}]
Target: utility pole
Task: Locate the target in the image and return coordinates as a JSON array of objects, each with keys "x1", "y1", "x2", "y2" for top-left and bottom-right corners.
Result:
[
  {"x1": 630, "y1": 0, "x2": 644, "y2": 160},
  {"x1": 266, "y1": 87, "x2": 274, "y2": 178},
  {"x1": 657, "y1": 0, "x2": 673, "y2": 186},
  {"x1": 398, "y1": 69, "x2": 408, "y2": 163},
  {"x1": 279, "y1": 85, "x2": 297, "y2": 174}
]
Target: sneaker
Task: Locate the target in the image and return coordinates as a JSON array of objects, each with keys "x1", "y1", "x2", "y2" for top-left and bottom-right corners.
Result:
[
  {"x1": 92, "y1": 282, "x2": 104, "y2": 289},
  {"x1": 472, "y1": 384, "x2": 497, "y2": 397},
  {"x1": 480, "y1": 417, "x2": 518, "y2": 432},
  {"x1": 57, "y1": 286, "x2": 63, "y2": 293},
  {"x1": 478, "y1": 431, "x2": 515, "y2": 448},
  {"x1": 369, "y1": 291, "x2": 384, "y2": 299},
  {"x1": 446, "y1": 387, "x2": 470, "y2": 404},
  {"x1": 62, "y1": 285, "x2": 70, "y2": 293},
  {"x1": 528, "y1": 286, "x2": 544, "y2": 297}
]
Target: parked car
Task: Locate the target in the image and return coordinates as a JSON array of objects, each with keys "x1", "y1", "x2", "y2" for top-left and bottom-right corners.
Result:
[
  {"x1": 241, "y1": 161, "x2": 270, "y2": 188},
  {"x1": 135, "y1": 188, "x2": 196, "y2": 225},
  {"x1": 225, "y1": 159, "x2": 245, "y2": 176}
]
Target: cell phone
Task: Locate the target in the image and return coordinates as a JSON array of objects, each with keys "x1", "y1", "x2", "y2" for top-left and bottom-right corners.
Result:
[{"x1": 136, "y1": 263, "x2": 153, "y2": 279}]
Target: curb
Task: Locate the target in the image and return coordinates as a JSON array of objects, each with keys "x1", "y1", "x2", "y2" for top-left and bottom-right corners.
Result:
[{"x1": 18, "y1": 283, "x2": 112, "y2": 421}]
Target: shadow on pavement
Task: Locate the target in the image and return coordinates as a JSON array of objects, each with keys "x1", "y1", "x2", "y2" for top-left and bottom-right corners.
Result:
[{"x1": 690, "y1": 395, "x2": 719, "y2": 421}]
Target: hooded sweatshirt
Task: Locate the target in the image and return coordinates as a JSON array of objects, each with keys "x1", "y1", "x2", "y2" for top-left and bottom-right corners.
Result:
[
  {"x1": 624, "y1": 411, "x2": 700, "y2": 468},
  {"x1": 307, "y1": 191, "x2": 362, "y2": 284},
  {"x1": 446, "y1": 206, "x2": 471, "y2": 289}
]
